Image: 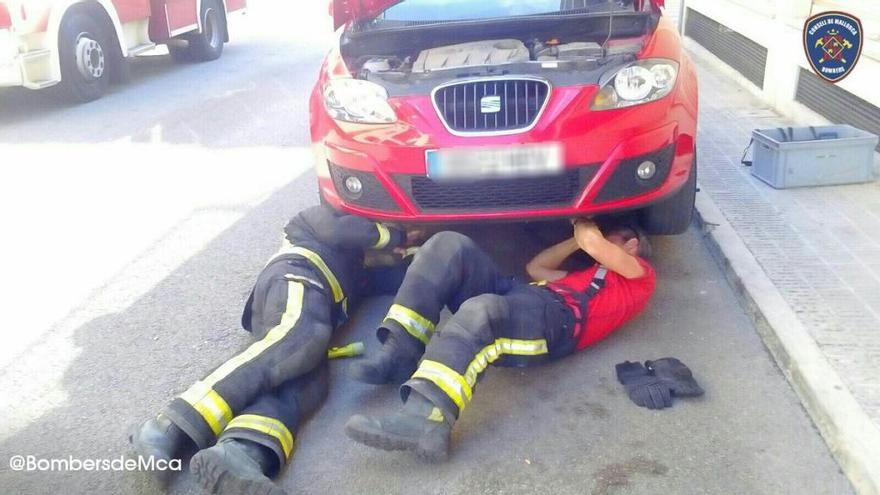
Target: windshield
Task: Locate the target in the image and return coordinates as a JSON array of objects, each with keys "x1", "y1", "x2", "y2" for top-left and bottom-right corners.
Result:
[{"x1": 378, "y1": 0, "x2": 636, "y2": 23}]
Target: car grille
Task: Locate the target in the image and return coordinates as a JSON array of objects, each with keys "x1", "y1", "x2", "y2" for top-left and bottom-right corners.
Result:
[
  {"x1": 397, "y1": 168, "x2": 595, "y2": 213},
  {"x1": 433, "y1": 78, "x2": 551, "y2": 135}
]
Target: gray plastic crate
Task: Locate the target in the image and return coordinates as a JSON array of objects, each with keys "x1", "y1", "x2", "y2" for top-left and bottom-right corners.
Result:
[{"x1": 749, "y1": 125, "x2": 878, "y2": 189}]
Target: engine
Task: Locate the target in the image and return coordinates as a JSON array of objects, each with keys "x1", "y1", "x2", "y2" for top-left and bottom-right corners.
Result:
[
  {"x1": 412, "y1": 39, "x2": 531, "y2": 73},
  {"x1": 357, "y1": 37, "x2": 616, "y2": 77}
]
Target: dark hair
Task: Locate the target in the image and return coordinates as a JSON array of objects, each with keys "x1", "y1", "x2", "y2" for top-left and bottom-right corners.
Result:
[{"x1": 603, "y1": 223, "x2": 652, "y2": 258}]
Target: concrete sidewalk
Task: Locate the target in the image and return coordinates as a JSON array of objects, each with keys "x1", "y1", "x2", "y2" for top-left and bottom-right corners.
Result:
[{"x1": 684, "y1": 36, "x2": 880, "y2": 494}]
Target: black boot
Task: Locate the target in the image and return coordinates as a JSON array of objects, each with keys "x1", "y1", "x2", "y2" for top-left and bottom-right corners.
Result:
[
  {"x1": 350, "y1": 323, "x2": 423, "y2": 385},
  {"x1": 128, "y1": 414, "x2": 186, "y2": 487},
  {"x1": 345, "y1": 391, "x2": 453, "y2": 462},
  {"x1": 190, "y1": 439, "x2": 287, "y2": 495}
]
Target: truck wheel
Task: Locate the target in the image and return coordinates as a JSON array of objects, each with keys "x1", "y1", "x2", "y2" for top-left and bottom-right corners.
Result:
[
  {"x1": 187, "y1": 0, "x2": 225, "y2": 62},
  {"x1": 638, "y1": 151, "x2": 698, "y2": 235},
  {"x1": 58, "y1": 13, "x2": 112, "y2": 103}
]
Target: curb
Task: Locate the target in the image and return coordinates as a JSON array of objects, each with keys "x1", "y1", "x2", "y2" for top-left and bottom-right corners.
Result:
[{"x1": 694, "y1": 188, "x2": 880, "y2": 495}]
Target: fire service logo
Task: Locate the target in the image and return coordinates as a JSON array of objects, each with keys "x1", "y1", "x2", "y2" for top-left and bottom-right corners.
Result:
[{"x1": 804, "y1": 11, "x2": 863, "y2": 83}]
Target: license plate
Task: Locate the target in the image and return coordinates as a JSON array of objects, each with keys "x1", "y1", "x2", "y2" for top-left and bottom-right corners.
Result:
[{"x1": 426, "y1": 144, "x2": 563, "y2": 182}]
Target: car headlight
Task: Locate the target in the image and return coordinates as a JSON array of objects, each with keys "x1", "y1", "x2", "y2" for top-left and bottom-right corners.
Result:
[
  {"x1": 323, "y1": 79, "x2": 397, "y2": 124},
  {"x1": 590, "y1": 59, "x2": 679, "y2": 111}
]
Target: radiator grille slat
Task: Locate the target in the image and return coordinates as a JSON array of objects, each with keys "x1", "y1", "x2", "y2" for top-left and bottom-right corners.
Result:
[
  {"x1": 398, "y1": 169, "x2": 592, "y2": 213},
  {"x1": 434, "y1": 78, "x2": 550, "y2": 134}
]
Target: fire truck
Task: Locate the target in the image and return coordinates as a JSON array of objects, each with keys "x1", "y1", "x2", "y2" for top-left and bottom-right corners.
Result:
[{"x1": 0, "y1": 0, "x2": 246, "y2": 102}]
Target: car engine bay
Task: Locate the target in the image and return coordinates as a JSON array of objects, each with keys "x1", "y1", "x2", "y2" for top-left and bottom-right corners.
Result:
[{"x1": 339, "y1": 9, "x2": 657, "y2": 94}]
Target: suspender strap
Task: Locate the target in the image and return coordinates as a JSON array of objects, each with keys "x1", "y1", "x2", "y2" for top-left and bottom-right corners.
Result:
[
  {"x1": 564, "y1": 266, "x2": 609, "y2": 338},
  {"x1": 584, "y1": 267, "x2": 608, "y2": 298}
]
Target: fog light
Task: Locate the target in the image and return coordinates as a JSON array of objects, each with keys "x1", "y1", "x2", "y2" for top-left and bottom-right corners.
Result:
[
  {"x1": 637, "y1": 161, "x2": 657, "y2": 180},
  {"x1": 344, "y1": 176, "x2": 363, "y2": 196}
]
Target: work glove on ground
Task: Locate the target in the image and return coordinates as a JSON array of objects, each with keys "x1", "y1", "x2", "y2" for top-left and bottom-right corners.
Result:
[
  {"x1": 646, "y1": 358, "x2": 704, "y2": 397},
  {"x1": 615, "y1": 358, "x2": 703, "y2": 410},
  {"x1": 615, "y1": 361, "x2": 651, "y2": 383}
]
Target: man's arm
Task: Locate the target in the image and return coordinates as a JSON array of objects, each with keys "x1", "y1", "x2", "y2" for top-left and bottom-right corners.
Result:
[
  {"x1": 573, "y1": 220, "x2": 646, "y2": 279},
  {"x1": 526, "y1": 237, "x2": 581, "y2": 282},
  {"x1": 286, "y1": 206, "x2": 405, "y2": 251}
]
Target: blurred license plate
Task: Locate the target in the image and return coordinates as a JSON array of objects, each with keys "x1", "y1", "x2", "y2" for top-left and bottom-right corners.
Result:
[{"x1": 426, "y1": 144, "x2": 563, "y2": 181}]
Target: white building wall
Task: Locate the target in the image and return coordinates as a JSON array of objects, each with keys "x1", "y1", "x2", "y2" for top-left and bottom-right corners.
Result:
[{"x1": 682, "y1": 0, "x2": 879, "y2": 124}]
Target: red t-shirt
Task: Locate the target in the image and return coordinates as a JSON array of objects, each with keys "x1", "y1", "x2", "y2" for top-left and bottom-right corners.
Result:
[{"x1": 549, "y1": 258, "x2": 656, "y2": 350}]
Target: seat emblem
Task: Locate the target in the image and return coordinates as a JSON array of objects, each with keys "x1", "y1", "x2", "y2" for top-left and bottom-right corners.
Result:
[{"x1": 480, "y1": 96, "x2": 502, "y2": 114}]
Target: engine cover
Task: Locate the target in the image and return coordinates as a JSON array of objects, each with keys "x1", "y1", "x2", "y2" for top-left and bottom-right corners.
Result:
[{"x1": 412, "y1": 39, "x2": 530, "y2": 73}]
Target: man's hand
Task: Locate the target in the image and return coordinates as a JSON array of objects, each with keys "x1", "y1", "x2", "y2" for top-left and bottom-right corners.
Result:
[
  {"x1": 391, "y1": 226, "x2": 427, "y2": 257},
  {"x1": 573, "y1": 218, "x2": 603, "y2": 251},
  {"x1": 404, "y1": 226, "x2": 427, "y2": 247}
]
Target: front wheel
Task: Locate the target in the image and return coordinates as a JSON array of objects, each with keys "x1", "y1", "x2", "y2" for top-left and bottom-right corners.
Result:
[
  {"x1": 638, "y1": 151, "x2": 698, "y2": 235},
  {"x1": 58, "y1": 13, "x2": 112, "y2": 103}
]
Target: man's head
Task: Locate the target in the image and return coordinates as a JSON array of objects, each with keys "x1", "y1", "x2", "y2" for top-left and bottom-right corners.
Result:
[{"x1": 603, "y1": 223, "x2": 652, "y2": 259}]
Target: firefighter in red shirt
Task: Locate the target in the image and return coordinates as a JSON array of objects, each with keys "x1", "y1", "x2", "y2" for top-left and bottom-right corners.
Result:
[{"x1": 346, "y1": 219, "x2": 655, "y2": 461}]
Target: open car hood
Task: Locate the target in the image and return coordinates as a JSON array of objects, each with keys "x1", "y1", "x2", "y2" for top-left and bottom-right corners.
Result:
[
  {"x1": 332, "y1": 0, "x2": 665, "y2": 30},
  {"x1": 332, "y1": 0, "x2": 403, "y2": 29}
]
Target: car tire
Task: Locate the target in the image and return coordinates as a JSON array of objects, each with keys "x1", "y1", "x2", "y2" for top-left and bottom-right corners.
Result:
[
  {"x1": 638, "y1": 151, "x2": 697, "y2": 235},
  {"x1": 187, "y1": 0, "x2": 225, "y2": 62},
  {"x1": 58, "y1": 12, "x2": 112, "y2": 103}
]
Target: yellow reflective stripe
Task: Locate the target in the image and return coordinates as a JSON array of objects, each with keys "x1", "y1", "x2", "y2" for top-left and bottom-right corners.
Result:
[
  {"x1": 180, "y1": 382, "x2": 233, "y2": 436},
  {"x1": 385, "y1": 304, "x2": 435, "y2": 345},
  {"x1": 498, "y1": 338, "x2": 549, "y2": 356},
  {"x1": 373, "y1": 224, "x2": 392, "y2": 250},
  {"x1": 289, "y1": 247, "x2": 344, "y2": 303},
  {"x1": 271, "y1": 240, "x2": 345, "y2": 304},
  {"x1": 530, "y1": 280, "x2": 548, "y2": 286},
  {"x1": 226, "y1": 415, "x2": 295, "y2": 459},
  {"x1": 464, "y1": 338, "x2": 548, "y2": 389},
  {"x1": 427, "y1": 407, "x2": 445, "y2": 423},
  {"x1": 203, "y1": 281, "x2": 304, "y2": 385},
  {"x1": 412, "y1": 360, "x2": 472, "y2": 411},
  {"x1": 179, "y1": 281, "x2": 305, "y2": 434}
]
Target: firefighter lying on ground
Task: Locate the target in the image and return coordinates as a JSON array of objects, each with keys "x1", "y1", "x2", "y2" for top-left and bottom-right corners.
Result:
[
  {"x1": 345, "y1": 219, "x2": 656, "y2": 461},
  {"x1": 129, "y1": 205, "x2": 422, "y2": 495}
]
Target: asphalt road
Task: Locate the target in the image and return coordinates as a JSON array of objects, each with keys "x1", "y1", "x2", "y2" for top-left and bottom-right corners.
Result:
[{"x1": 0, "y1": 2, "x2": 853, "y2": 494}]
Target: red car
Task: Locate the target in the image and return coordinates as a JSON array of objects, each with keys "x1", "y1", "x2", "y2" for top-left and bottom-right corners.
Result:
[{"x1": 310, "y1": 0, "x2": 698, "y2": 234}]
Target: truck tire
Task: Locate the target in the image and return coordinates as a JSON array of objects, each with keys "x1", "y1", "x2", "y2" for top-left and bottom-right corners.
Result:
[
  {"x1": 638, "y1": 151, "x2": 698, "y2": 235},
  {"x1": 58, "y1": 12, "x2": 112, "y2": 103},
  {"x1": 187, "y1": 0, "x2": 225, "y2": 62}
]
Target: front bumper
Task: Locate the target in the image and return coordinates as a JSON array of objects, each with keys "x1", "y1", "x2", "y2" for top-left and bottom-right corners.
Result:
[{"x1": 311, "y1": 82, "x2": 697, "y2": 223}]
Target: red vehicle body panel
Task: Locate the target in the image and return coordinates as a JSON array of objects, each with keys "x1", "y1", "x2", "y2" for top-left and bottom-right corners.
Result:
[
  {"x1": 332, "y1": 0, "x2": 402, "y2": 29},
  {"x1": 332, "y1": 0, "x2": 665, "y2": 29},
  {"x1": 149, "y1": 0, "x2": 195, "y2": 40},
  {"x1": 114, "y1": 0, "x2": 152, "y2": 23},
  {"x1": 0, "y1": 3, "x2": 12, "y2": 28},
  {"x1": 226, "y1": 0, "x2": 246, "y2": 12},
  {"x1": 148, "y1": 0, "x2": 246, "y2": 41},
  {"x1": 310, "y1": 16, "x2": 698, "y2": 223}
]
